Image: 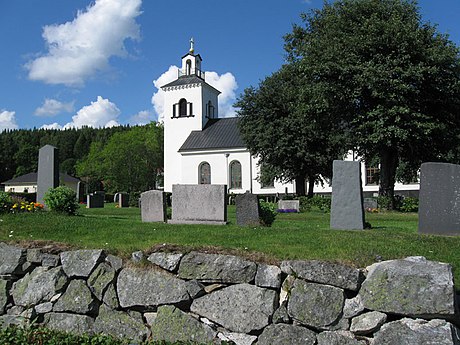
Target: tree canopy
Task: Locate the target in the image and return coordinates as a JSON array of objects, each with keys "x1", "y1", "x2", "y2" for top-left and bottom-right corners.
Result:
[{"x1": 285, "y1": 0, "x2": 460, "y2": 204}]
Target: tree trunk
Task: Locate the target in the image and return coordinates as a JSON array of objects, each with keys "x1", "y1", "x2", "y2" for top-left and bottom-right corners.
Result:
[
  {"x1": 307, "y1": 173, "x2": 315, "y2": 198},
  {"x1": 379, "y1": 148, "x2": 399, "y2": 209},
  {"x1": 295, "y1": 175, "x2": 306, "y2": 196}
]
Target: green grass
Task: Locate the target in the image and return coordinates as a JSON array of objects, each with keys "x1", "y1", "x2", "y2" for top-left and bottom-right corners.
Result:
[{"x1": 1, "y1": 204, "x2": 460, "y2": 284}]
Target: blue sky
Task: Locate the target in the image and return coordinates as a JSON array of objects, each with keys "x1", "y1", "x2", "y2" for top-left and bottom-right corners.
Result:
[{"x1": 1, "y1": 0, "x2": 459, "y2": 130}]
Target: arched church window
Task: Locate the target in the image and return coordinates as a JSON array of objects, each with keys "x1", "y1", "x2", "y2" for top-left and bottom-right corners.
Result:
[
  {"x1": 199, "y1": 162, "x2": 211, "y2": 184},
  {"x1": 230, "y1": 160, "x2": 242, "y2": 189},
  {"x1": 179, "y1": 98, "x2": 187, "y2": 117},
  {"x1": 186, "y1": 59, "x2": 192, "y2": 75}
]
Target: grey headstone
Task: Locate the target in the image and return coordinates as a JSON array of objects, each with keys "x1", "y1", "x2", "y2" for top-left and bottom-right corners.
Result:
[
  {"x1": 236, "y1": 192, "x2": 260, "y2": 226},
  {"x1": 331, "y1": 160, "x2": 365, "y2": 230},
  {"x1": 87, "y1": 192, "x2": 104, "y2": 208},
  {"x1": 37, "y1": 145, "x2": 59, "y2": 205},
  {"x1": 170, "y1": 184, "x2": 227, "y2": 225},
  {"x1": 278, "y1": 200, "x2": 300, "y2": 212},
  {"x1": 363, "y1": 198, "x2": 378, "y2": 210},
  {"x1": 419, "y1": 162, "x2": 460, "y2": 235},
  {"x1": 140, "y1": 190, "x2": 167, "y2": 222}
]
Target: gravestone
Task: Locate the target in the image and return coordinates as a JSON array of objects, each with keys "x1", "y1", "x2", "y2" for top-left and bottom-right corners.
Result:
[
  {"x1": 170, "y1": 184, "x2": 227, "y2": 225},
  {"x1": 330, "y1": 160, "x2": 365, "y2": 230},
  {"x1": 419, "y1": 162, "x2": 460, "y2": 235},
  {"x1": 87, "y1": 191, "x2": 104, "y2": 208},
  {"x1": 141, "y1": 190, "x2": 167, "y2": 222},
  {"x1": 363, "y1": 198, "x2": 378, "y2": 210},
  {"x1": 118, "y1": 193, "x2": 129, "y2": 208},
  {"x1": 278, "y1": 200, "x2": 300, "y2": 212},
  {"x1": 37, "y1": 145, "x2": 59, "y2": 205},
  {"x1": 236, "y1": 192, "x2": 260, "y2": 226}
]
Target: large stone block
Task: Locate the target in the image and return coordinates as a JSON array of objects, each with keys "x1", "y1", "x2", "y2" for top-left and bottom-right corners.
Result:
[
  {"x1": 178, "y1": 251, "x2": 257, "y2": 283},
  {"x1": 44, "y1": 312, "x2": 94, "y2": 336},
  {"x1": 0, "y1": 280, "x2": 7, "y2": 314},
  {"x1": 235, "y1": 192, "x2": 260, "y2": 226},
  {"x1": 330, "y1": 160, "x2": 365, "y2": 230},
  {"x1": 170, "y1": 184, "x2": 227, "y2": 225},
  {"x1": 358, "y1": 256, "x2": 456, "y2": 318},
  {"x1": 373, "y1": 318, "x2": 460, "y2": 345},
  {"x1": 53, "y1": 279, "x2": 97, "y2": 314},
  {"x1": 317, "y1": 331, "x2": 367, "y2": 345},
  {"x1": 37, "y1": 145, "x2": 59, "y2": 205},
  {"x1": 281, "y1": 260, "x2": 361, "y2": 291},
  {"x1": 117, "y1": 268, "x2": 190, "y2": 309},
  {"x1": 0, "y1": 243, "x2": 26, "y2": 275},
  {"x1": 419, "y1": 162, "x2": 460, "y2": 235},
  {"x1": 287, "y1": 279, "x2": 344, "y2": 329},
  {"x1": 150, "y1": 305, "x2": 219, "y2": 344},
  {"x1": 11, "y1": 267, "x2": 67, "y2": 307},
  {"x1": 190, "y1": 283, "x2": 277, "y2": 333},
  {"x1": 140, "y1": 190, "x2": 167, "y2": 222},
  {"x1": 60, "y1": 250, "x2": 105, "y2": 278}
]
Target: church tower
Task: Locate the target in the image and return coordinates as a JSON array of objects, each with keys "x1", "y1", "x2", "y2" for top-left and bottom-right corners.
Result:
[{"x1": 161, "y1": 39, "x2": 221, "y2": 193}]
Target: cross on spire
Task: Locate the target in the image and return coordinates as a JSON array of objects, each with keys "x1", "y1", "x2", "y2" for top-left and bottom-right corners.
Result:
[{"x1": 189, "y1": 37, "x2": 195, "y2": 54}]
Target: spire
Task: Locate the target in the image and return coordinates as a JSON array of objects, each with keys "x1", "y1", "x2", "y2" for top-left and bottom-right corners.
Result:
[{"x1": 189, "y1": 37, "x2": 195, "y2": 54}]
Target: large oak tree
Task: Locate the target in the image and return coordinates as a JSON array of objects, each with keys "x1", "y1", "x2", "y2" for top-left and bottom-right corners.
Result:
[{"x1": 285, "y1": 0, "x2": 460, "y2": 206}]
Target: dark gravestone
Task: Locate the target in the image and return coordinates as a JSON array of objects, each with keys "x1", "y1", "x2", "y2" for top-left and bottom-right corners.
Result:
[
  {"x1": 87, "y1": 191, "x2": 104, "y2": 208},
  {"x1": 419, "y1": 162, "x2": 460, "y2": 235},
  {"x1": 236, "y1": 192, "x2": 260, "y2": 226},
  {"x1": 119, "y1": 193, "x2": 129, "y2": 208},
  {"x1": 141, "y1": 190, "x2": 167, "y2": 222},
  {"x1": 37, "y1": 145, "x2": 59, "y2": 205},
  {"x1": 330, "y1": 160, "x2": 365, "y2": 230}
]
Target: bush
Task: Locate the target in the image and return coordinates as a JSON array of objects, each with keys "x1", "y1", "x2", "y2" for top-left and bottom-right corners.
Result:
[
  {"x1": 400, "y1": 197, "x2": 419, "y2": 212},
  {"x1": 0, "y1": 192, "x2": 13, "y2": 214},
  {"x1": 44, "y1": 186, "x2": 79, "y2": 215},
  {"x1": 259, "y1": 201, "x2": 277, "y2": 226},
  {"x1": 129, "y1": 191, "x2": 141, "y2": 207}
]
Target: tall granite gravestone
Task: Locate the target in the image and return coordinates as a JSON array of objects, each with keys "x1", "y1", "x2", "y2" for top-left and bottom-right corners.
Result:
[
  {"x1": 419, "y1": 162, "x2": 460, "y2": 235},
  {"x1": 170, "y1": 184, "x2": 227, "y2": 225},
  {"x1": 330, "y1": 160, "x2": 365, "y2": 230},
  {"x1": 236, "y1": 192, "x2": 260, "y2": 226},
  {"x1": 37, "y1": 145, "x2": 59, "y2": 205},
  {"x1": 140, "y1": 190, "x2": 167, "y2": 222}
]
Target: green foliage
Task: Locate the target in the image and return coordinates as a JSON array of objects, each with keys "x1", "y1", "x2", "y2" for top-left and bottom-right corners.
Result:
[
  {"x1": 298, "y1": 195, "x2": 331, "y2": 213},
  {"x1": 285, "y1": 0, "x2": 460, "y2": 199},
  {"x1": 259, "y1": 201, "x2": 277, "y2": 226},
  {"x1": 400, "y1": 197, "x2": 419, "y2": 213},
  {"x1": 0, "y1": 191, "x2": 13, "y2": 214},
  {"x1": 44, "y1": 186, "x2": 79, "y2": 215}
]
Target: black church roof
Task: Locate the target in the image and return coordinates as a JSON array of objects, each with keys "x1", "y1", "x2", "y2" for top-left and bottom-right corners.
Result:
[{"x1": 179, "y1": 117, "x2": 246, "y2": 152}]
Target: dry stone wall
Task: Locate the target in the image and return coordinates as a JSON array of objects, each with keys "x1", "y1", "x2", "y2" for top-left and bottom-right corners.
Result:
[{"x1": 0, "y1": 242, "x2": 459, "y2": 344}]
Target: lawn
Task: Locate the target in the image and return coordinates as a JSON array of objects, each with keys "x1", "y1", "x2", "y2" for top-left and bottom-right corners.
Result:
[{"x1": 1, "y1": 204, "x2": 460, "y2": 284}]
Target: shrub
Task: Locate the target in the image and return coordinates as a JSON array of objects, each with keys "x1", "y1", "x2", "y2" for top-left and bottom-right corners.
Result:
[
  {"x1": 0, "y1": 192, "x2": 13, "y2": 214},
  {"x1": 44, "y1": 186, "x2": 79, "y2": 215},
  {"x1": 129, "y1": 191, "x2": 141, "y2": 207},
  {"x1": 400, "y1": 197, "x2": 419, "y2": 212},
  {"x1": 259, "y1": 201, "x2": 277, "y2": 226}
]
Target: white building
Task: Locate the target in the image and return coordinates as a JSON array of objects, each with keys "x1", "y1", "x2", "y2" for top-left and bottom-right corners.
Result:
[
  {"x1": 161, "y1": 41, "x2": 420, "y2": 197},
  {"x1": 161, "y1": 41, "x2": 294, "y2": 195}
]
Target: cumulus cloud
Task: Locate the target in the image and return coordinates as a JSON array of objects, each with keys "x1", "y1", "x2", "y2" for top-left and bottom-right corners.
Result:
[
  {"x1": 26, "y1": 0, "x2": 142, "y2": 86},
  {"x1": 151, "y1": 66, "x2": 238, "y2": 120},
  {"x1": 0, "y1": 110, "x2": 19, "y2": 131},
  {"x1": 129, "y1": 110, "x2": 153, "y2": 125},
  {"x1": 63, "y1": 96, "x2": 121, "y2": 128},
  {"x1": 34, "y1": 99, "x2": 75, "y2": 117}
]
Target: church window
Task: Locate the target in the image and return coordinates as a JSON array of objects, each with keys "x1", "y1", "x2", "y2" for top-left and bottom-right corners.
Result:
[
  {"x1": 179, "y1": 98, "x2": 187, "y2": 117},
  {"x1": 199, "y1": 162, "x2": 211, "y2": 184},
  {"x1": 366, "y1": 165, "x2": 379, "y2": 185},
  {"x1": 186, "y1": 59, "x2": 192, "y2": 75},
  {"x1": 230, "y1": 160, "x2": 242, "y2": 189},
  {"x1": 206, "y1": 101, "x2": 215, "y2": 118}
]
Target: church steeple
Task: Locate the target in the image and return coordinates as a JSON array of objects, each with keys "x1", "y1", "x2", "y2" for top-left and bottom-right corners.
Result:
[{"x1": 180, "y1": 38, "x2": 204, "y2": 79}]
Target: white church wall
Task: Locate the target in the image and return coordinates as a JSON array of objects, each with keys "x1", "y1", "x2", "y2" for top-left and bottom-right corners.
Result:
[{"x1": 201, "y1": 85, "x2": 219, "y2": 122}]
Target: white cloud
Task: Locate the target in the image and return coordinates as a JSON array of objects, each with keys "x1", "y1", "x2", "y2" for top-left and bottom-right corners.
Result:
[
  {"x1": 0, "y1": 110, "x2": 18, "y2": 131},
  {"x1": 26, "y1": 0, "x2": 142, "y2": 86},
  {"x1": 129, "y1": 110, "x2": 153, "y2": 125},
  {"x1": 41, "y1": 123, "x2": 63, "y2": 130},
  {"x1": 151, "y1": 66, "x2": 238, "y2": 120},
  {"x1": 34, "y1": 99, "x2": 75, "y2": 117},
  {"x1": 64, "y1": 96, "x2": 121, "y2": 128}
]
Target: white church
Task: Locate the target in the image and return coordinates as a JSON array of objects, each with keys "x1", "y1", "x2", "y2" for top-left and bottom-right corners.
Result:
[{"x1": 161, "y1": 41, "x2": 419, "y2": 198}]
